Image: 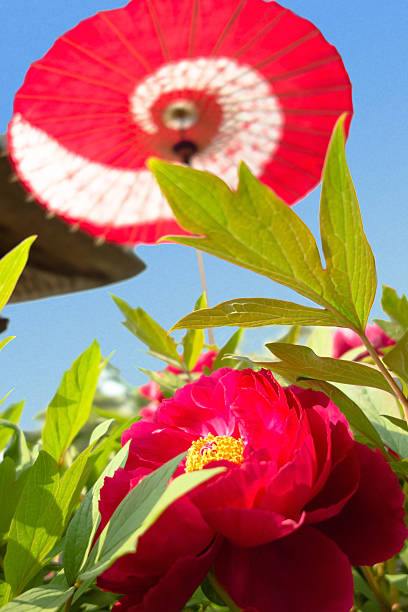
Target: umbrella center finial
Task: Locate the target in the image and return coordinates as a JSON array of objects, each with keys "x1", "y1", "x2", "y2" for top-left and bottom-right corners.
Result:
[{"x1": 162, "y1": 99, "x2": 199, "y2": 131}]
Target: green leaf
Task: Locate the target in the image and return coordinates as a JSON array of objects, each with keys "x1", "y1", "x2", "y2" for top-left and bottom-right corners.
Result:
[
  {"x1": 42, "y1": 340, "x2": 102, "y2": 465},
  {"x1": 278, "y1": 326, "x2": 301, "y2": 345},
  {"x1": 63, "y1": 443, "x2": 130, "y2": 585},
  {"x1": 149, "y1": 125, "x2": 375, "y2": 332},
  {"x1": 0, "y1": 401, "x2": 24, "y2": 452},
  {"x1": 0, "y1": 237, "x2": 36, "y2": 314},
  {"x1": 372, "y1": 319, "x2": 405, "y2": 342},
  {"x1": 338, "y1": 385, "x2": 408, "y2": 458},
  {"x1": 80, "y1": 455, "x2": 223, "y2": 583},
  {"x1": 173, "y1": 298, "x2": 340, "y2": 330},
  {"x1": 385, "y1": 574, "x2": 408, "y2": 595},
  {"x1": 319, "y1": 115, "x2": 376, "y2": 329},
  {"x1": 113, "y1": 295, "x2": 182, "y2": 366},
  {"x1": 381, "y1": 286, "x2": 408, "y2": 329},
  {"x1": 212, "y1": 329, "x2": 243, "y2": 371},
  {"x1": 0, "y1": 580, "x2": 12, "y2": 606},
  {"x1": 0, "y1": 336, "x2": 14, "y2": 355},
  {"x1": 89, "y1": 419, "x2": 115, "y2": 446},
  {"x1": 0, "y1": 458, "x2": 20, "y2": 540},
  {"x1": 1, "y1": 585, "x2": 74, "y2": 611},
  {"x1": 1, "y1": 419, "x2": 31, "y2": 474},
  {"x1": 292, "y1": 379, "x2": 385, "y2": 451},
  {"x1": 138, "y1": 367, "x2": 186, "y2": 398},
  {"x1": 182, "y1": 295, "x2": 207, "y2": 370},
  {"x1": 4, "y1": 452, "x2": 61, "y2": 595},
  {"x1": 262, "y1": 342, "x2": 392, "y2": 393},
  {"x1": 382, "y1": 331, "x2": 408, "y2": 382},
  {"x1": 150, "y1": 159, "x2": 336, "y2": 311}
]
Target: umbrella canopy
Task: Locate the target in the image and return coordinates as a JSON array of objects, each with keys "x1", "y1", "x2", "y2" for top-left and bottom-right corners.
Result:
[
  {"x1": 0, "y1": 135, "x2": 146, "y2": 304},
  {"x1": 8, "y1": 0, "x2": 353, "y2": 245}
]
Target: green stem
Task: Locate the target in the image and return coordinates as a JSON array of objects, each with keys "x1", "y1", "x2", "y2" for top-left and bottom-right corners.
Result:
[
  {"x1": 360, "y1": 334, "x2": 408, "y2": 422},
  {"x1": 207, "y1": 571, "x2": 242, "y2": 612},
  {"x1": 63, "y1": 591, "x2": 75, "y2": 612},
  {"x1": 361, "y1": 566, "x2": 390, "y2": 612}
]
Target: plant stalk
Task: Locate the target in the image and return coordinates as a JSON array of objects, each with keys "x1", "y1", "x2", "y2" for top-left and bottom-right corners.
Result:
[
  {"x1": 361, "y1": 566, "x2": 390, "y2": 612},
  {"x1": 360, "y1": 335, "x2": 408, "y2": 422},
  {"x1": 207, "y1": 571, "x2": 242, "y2": 612}
]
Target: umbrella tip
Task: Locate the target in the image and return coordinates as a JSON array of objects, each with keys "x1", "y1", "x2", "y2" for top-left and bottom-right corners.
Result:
[
  {"x1": 46, "y1": 211, "x2": 56, "y2": 220},
  {"x1": 69, "y1": 223, "x2": 80, "y2": 233},
  {"x1": 25, "y1": 193, "x2": 36, "y2": 203},
  {"x1": 173, "y1": 140, "x2": 198, "y2": 165},
  {"x1": 8, "y1": 173, "x2": 20, "y2": 183},
  {"x1": 95, "y1": 236, "x2": 106, "y2": 246}
]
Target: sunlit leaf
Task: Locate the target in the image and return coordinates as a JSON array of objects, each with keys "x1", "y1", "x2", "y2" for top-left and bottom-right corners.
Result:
[
  {"x1": 4, "y1": 452, "x2": 61, "y2": 596},
  {"x1": 138, "y1": 367, "x2": 185, "y2": 398},
  {"x1": 182, "y1": 294, "x2": 207, "y2": 370},
  {"x1": 383, "y1": 331, "x2": 408, "y2": 383},
  {"x1": 1, "y1": 418, "x2": 31, "y2": 474},
  {"x1": 150, "y1": 122, "x2": 376, "y2": 332},
  {"x1": 42, "y1": 340, "x2": 102, "y2": 466},
  {"x1": 385, "y1": 574, "x2": 408, "y2": 595},
  {"x1": 261, "y1": 343, "x2": 392, "y2": 393},
  {"x1": 0, "y1": 237, "x2": 36, "y2": 314},
  {"x1": 0, "y1": 401, "x2": 24, "y2": 452},
  {"x1": 381, "y1": 286, "x2": 408, "y2": 329},
  {"x1": 2, "y1": 584, "x2": 74, "y2": 611},
  {"x1": 63, "y1": 443, "x2": 130, "y2": 585},
  {"x1": 292, "y1": 379, "x2": 385, "y2": 451},
  {"x1": 212, "y1": 329, "x2": 243, "y2": 371},
  {"x1": 172, "y1": 298, "x2": 340, "y2": 330},
  {"x1": 319, "y1": 115, "x2": 376, "y2": 328},
  {"x1": 113, "y1": 296, "x2": 182, "y2": 366},
  {"x1": 79, "y1": 455, "x2": 223, "y2": 584}
]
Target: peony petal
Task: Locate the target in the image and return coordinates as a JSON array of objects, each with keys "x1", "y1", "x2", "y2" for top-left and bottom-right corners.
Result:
[
  {"x1": 214, "y1": 527, "x2": 353, "y2": 612},
  {"x1": 98, "y1": 472, "x2": 215, "y2": 593},
  {"x1": 201, "y1": 506, "x2": 304, "y2": 547},
  {"x1": 317, "y1": 442, "x2": 408, "y2": 565},
  {"x1": 122, "y1": 421, "x2": 193, "y2": 470},
  {"x1": 305, "y1": 449, "x2": 359, "y2": 523},
  {"x1": 157, "y1": 368, "x2": 236, "y2": 437},
  {"x1": 193, "y1": 460, "x2": 309, "y2": 545},
  {"x1": 111, "y1": 539, "x2": 220, "y2": 612}
]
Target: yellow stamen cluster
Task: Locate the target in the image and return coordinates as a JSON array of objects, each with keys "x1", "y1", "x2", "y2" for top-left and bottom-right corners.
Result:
[{"x1": 185, "y1": 433, "x2": 244, "y2": 473}]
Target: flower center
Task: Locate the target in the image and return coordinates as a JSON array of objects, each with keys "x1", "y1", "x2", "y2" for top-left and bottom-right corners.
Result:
[{"x1": 185, "y1": 433, "x2": 244, "y2": 472}]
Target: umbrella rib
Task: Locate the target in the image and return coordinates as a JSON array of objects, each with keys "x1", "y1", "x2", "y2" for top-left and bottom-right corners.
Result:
[
  {"x1": 98, "y1": 12, "x2": 152, "y2": 73},
  {"x1": 33, "y1": 63, "x2": 130, "y2": 96},
  {"x1": 197, "y1": 54, "x2": 344, "y2": 121},
  {"x1": 60, "y1": 36, "x2": 138, "y2": 83},
  {"x1": 233, "y1": 9, "x2": 287, "y2": 59},
  {"x1": 28, "y1": 112, "x2": 133, "y2": 125},
  {"x1": 15, "y1": 93, "x2": 128, "y2": 108},
  {"x1": 95, "y1": 134, "x2": 163, "y2": 241},
  {"x1": 17, "y1": 129, "x2": 156, "y2": 193},
  {"x1": 82, "y1": 130, "x2": 154, "y2": 166},
  {"x1": 259, "y1": 166, "x2": 302, "y2": 199},
  {"x1": 211, "y1": 0, "x2": 247, "y2": 56},
  {"x1": 146, "y1": 0, "x2": 170, "y2": 62},
  {"x1": 222, "y1": 83, "x2": 351, "y2": 106},
  {"x1": 55, "y1": 123, "x2": 134, "y2": 143},
  {"x1": 193, "y1": 22, "x2": 315, "y2": 102},
  {"x1": 190, "y1": 31, "x2": 333, "y2": 124},
  {"x1": 272, "y1": 153, "x2": 322, "y2": 180},
  {"x1": 188, "y1": 0, "x2": 199, "y2": 58}
]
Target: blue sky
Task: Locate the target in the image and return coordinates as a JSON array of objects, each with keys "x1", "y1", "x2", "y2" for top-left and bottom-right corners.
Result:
[{"x1": 0, "y1": 1, "x2": 407, "y2": 428}]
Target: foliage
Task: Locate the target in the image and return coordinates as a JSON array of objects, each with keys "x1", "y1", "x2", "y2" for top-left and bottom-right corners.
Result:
[{"x1": 0, "y1": 119, "x2": 407, "y2": 611}]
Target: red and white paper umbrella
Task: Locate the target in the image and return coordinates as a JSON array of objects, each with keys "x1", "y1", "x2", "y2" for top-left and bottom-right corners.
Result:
[{"x1": 8, "y1": 0, "x2": 352, "y2": 245}]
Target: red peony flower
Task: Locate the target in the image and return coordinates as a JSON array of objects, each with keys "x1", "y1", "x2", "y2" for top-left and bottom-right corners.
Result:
[
  {"x1": 98, "y1": 368, "x2": 407, "y2": 612},
  {"x1": 139, "y1": 350, "x2": 217, "y2": 420},
  {"x1": 332, "y1": 323, "x2": 395, "y2": 360}
]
